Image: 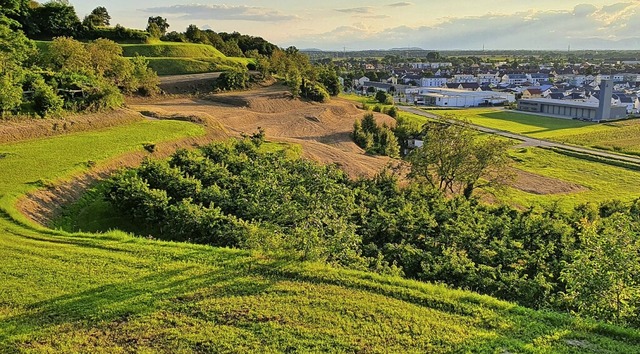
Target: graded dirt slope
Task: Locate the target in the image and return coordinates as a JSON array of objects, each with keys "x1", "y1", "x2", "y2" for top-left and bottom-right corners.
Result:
[{"x1": 129, "y1": 84, "x2": 398, "y2": 178}]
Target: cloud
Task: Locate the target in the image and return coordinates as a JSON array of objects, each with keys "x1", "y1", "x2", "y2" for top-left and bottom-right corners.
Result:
[
  {"x1": 362, "y1": 15, "x2": 391, "y2": 19},
  {"x1": 289, "y1": 2, "x2": 640, "y2": 50},
  {"x1": 141, "y1": 4, "x2": 298, "y2": 22},
  {"x1": 335, "y1": 7, "x2": 374, "y2": 14},
  {"x1": 387, "y1": 2, "x2": 413, "y2": 7}
]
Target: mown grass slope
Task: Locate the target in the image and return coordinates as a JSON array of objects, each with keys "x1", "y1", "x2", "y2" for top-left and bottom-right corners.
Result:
[
  {"x1": 36, "y1": 40, "x2": 252, "y2": 76},
  {"x1": 431, "y1": 108, "x2": 640, "y2": 155},
  {"x1": 120, "y1": 42, "x2": 228, "y2": 58},
  {"x1": 1, "y1": 120, "x2": 640, "y2": 352},
  {"x1": 121, "y1": 42, "x2": 252, "y2": 76},
  {"x1": 498, "y1": 146, "x2": 640, "y2": 207}
]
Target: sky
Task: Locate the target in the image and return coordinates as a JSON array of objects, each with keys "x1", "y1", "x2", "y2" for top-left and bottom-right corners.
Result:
[{"x1": 68, "y1": 1, "x2": 640, "y2": 51}]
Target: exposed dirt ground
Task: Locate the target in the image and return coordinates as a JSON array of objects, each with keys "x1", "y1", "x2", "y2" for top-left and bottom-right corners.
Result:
[
  {"x1": 14, "y1": 83, "x2": 584, "y2": 226},
  {"x1": 129, "y1": 83, "x2": 397, "y2": 178},
  {"x1": 510, "y1": 168, "x2": 587, "y2": 195},
  {"x1": 0, "y1": 109, "x2": 144, "y2": 144}
]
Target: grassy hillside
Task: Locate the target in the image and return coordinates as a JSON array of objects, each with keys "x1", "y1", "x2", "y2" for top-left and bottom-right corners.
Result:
[
  {"x1": 430, "y1": 108, "x2": 640, "y2": 155},
  {"x1": 1, "y1": 119, "x2": 640, "y2": 352},
  {"x1": 35, "y1": 40, "x2": 253, "y2": 76},
  {"x1": 120, "y1": 42, "x2": 228, "y2": 58},
  {"x1": 120, "y1": 42, "x2": 252, "y2": 76}
]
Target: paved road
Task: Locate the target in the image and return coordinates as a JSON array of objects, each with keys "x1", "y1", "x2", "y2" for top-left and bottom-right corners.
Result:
[
  {"x1": 159, "y1": 72, "x2": 223, "y2": 85},
  {"x1": 399, "y1": 106, "x2": 640, "y2": 165},
  {"x1": 159, "y1": 71, "x2": 260, "y2": 85}
]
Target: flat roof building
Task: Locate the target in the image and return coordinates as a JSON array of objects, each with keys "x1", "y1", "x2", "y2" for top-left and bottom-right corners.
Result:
[
  {"x1": 517, "y1": 80, "x2": 627, "y2": 121},
  {"x1": 412, "y1": 87, "x2": 515, "y2": 107}
]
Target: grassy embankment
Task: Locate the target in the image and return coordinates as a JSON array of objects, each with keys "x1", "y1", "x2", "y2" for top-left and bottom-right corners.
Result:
[
  {"x1": 121, "y1": 42, "x2": 252, "y2": 76},
  {"x1": 2, "y1": 118, "x2": 640, "y2": 352},
  {"x1": 36, "y1": 40, "x2": 253, "y2": 76}
]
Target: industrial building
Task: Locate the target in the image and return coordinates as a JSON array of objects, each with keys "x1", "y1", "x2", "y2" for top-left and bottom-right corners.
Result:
[
  {"x1": 411, "y1": 88, "x2": 515, "y2": 107},
  {"x1": 517, "y1": 80, "x2": 628, "y2": 121}
]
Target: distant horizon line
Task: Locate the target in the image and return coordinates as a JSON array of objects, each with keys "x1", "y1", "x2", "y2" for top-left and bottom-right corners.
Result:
[{"x1": 296, "y1": 48, "x2": 640, "y2": 53}]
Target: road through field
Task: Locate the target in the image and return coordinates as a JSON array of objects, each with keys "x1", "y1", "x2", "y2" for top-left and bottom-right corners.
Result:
[{"x1": 400, "y1": 106, "x2": 640, "y2": 165}]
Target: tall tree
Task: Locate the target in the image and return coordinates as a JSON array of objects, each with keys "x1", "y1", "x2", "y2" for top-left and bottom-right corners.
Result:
[
  {"x1": 408, "y1": 120, "x2": 511, "y2": 198},
  {"x1": 146, "y1": 16, "x2": 169, "y2": 36},
  {"x1": 88, "y1": 6, "x2": 110, "y2": 26},
  {"x1": 31, "y1": 0, "x2": 81, "y2": 37}
]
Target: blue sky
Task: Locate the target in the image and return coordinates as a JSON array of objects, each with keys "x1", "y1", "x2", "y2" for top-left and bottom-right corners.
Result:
[{"x1": 69, "y1": 1, "x2": 640, "y2": 50}]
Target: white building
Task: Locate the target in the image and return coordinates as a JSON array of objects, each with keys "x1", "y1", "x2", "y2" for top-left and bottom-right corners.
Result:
[
  {"x1": 502, "y1": 74, "x2": 528, "y2": 85},
  {"x1": 477, "y1": 73, "x2": 500, "y2": 85},
  {"x1": 420, "y1": 77, "x2": 448, "y2": 87},
  {"x1": 452, "y1": 74, "x2": 476, "y2": 83},
  {"x1": 413, "y1": 87, "x2": 515, "y2": 107}
]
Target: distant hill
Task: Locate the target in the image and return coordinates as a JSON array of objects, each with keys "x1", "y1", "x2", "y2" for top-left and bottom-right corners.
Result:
[{"x1": 390, "y1": 47, "x2": 424, "y2": 51}]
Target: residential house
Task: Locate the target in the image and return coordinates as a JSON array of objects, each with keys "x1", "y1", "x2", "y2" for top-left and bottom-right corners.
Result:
[
  {"x1": 357, "y1": 76, "x2": 370, "y2": 86},
  {"x1": 452, "y1": 74, "x2": 476, "y2": 83},
  {"x1": 362, "y1": 81, "x2": 395, "y2": 93},
  {"x1": 477, "y1": 73, "x2": 500, "y2": 85},
  {"x1": 502, "y1": 74, "x2": 528, "y2": 85},
  {"x1": 522, "y1": 88, "x2": 543, "y2": 99},
  {"x1": 420, "y1": 77, "x2": 447, "y2": 87},
  {"x1": 612, "y1": 93, "x2": 636, "y2": 113},
  {"x1": 446, "y1": 83, "x2": 481, "y2": 91},
  {"x1": 528, "y1": 73, "x2": 550, "y2": 85},
  {"x1": 548, "y1": 92, "x2": 566, "y2": 100}
]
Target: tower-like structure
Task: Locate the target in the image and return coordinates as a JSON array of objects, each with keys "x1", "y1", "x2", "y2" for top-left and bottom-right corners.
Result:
[{"x1": 596, "y1": 79, "x2": 613, "y2": 121}]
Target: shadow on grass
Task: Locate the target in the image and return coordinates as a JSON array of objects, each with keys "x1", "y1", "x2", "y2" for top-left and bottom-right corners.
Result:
[{"x1": 0, "y1": 261, "x2": 274, "y2": 347}]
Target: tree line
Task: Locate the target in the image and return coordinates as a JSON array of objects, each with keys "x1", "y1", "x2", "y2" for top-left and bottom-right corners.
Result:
[
  {"x1": 0, "y1": 20, "x2": 158, "y2": 118},
  {"x1": 107, "y1": 136, "x2": 640, "y2": 327}
]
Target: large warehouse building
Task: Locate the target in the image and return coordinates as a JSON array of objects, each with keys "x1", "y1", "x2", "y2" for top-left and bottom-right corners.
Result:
[
  {"x1": 517, "y1": 80, "x2": 627, "y2": 121},
  {"x1": 410, "y1": 88, "x2": 515, "y2": 107}
]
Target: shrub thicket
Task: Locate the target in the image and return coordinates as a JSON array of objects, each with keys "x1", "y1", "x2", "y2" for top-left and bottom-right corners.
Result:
[
  {"x1": 352, "y1": 113, "x2": 400, "y2": 157},
  {"x1": 107, "y1": 137, "x2": 640, "y2": 327}
]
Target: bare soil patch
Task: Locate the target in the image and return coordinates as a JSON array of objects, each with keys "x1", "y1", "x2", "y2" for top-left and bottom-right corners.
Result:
[
  {"x1": 0, "y1": 109, "x2": 144, "y2": 145},
  {"x1": 129, "y1": 84, "x2": 396, "y2": 179},
  {"x1": 510, "y1": 168, "x2": 587, "y2": 195}
]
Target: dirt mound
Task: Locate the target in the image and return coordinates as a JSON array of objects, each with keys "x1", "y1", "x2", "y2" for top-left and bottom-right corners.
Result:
[
  {"x1": 129, "y1": 86, "x2": 396, "y2": 179},
  {"x1": 0, "y1": 109, "x2": 144, "y2": 144},
  {"x1": 510, "y1": 169, "x2": 587, "y2": 195}
]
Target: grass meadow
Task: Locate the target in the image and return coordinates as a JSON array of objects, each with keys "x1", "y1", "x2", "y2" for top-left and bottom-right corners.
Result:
[
  {"x1": 498, "y1": 147, "x2": 640, "y2": 208},
  {"x1": 428, "y1": 108, "x2": 640, "y2": 155},
  {"x1": 1, "y1": 117, "x2": 639, "y2": 352}
]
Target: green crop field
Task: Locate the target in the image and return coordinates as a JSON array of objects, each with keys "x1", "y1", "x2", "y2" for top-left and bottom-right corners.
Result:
[
  {"x1": 2, "y1": 121, "x2": 640, "y2": 352},
  {"x1": 428, "y1": 108, "x2": 640, "y2": 155}
]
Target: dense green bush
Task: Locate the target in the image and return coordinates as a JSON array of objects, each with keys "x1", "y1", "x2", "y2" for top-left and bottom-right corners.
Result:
[
  {"x1": 216, "y1": 68, "x2": 249, "y2": 91},
  {"x1": 107, "y1": 137, "x2": 640, "y2": 327},
  {"x1": 303, "y1": 81, "x2": 330, "y2": 103},
  {"x1": 32, "y1": 77, "x2": 62, "y2": 117},
  {"x1": 82, "y1": 25, "x2": 149, "y2": 43},
  {"x1": 352, "y1": 112, "x2": 399, "y2": 157}
]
